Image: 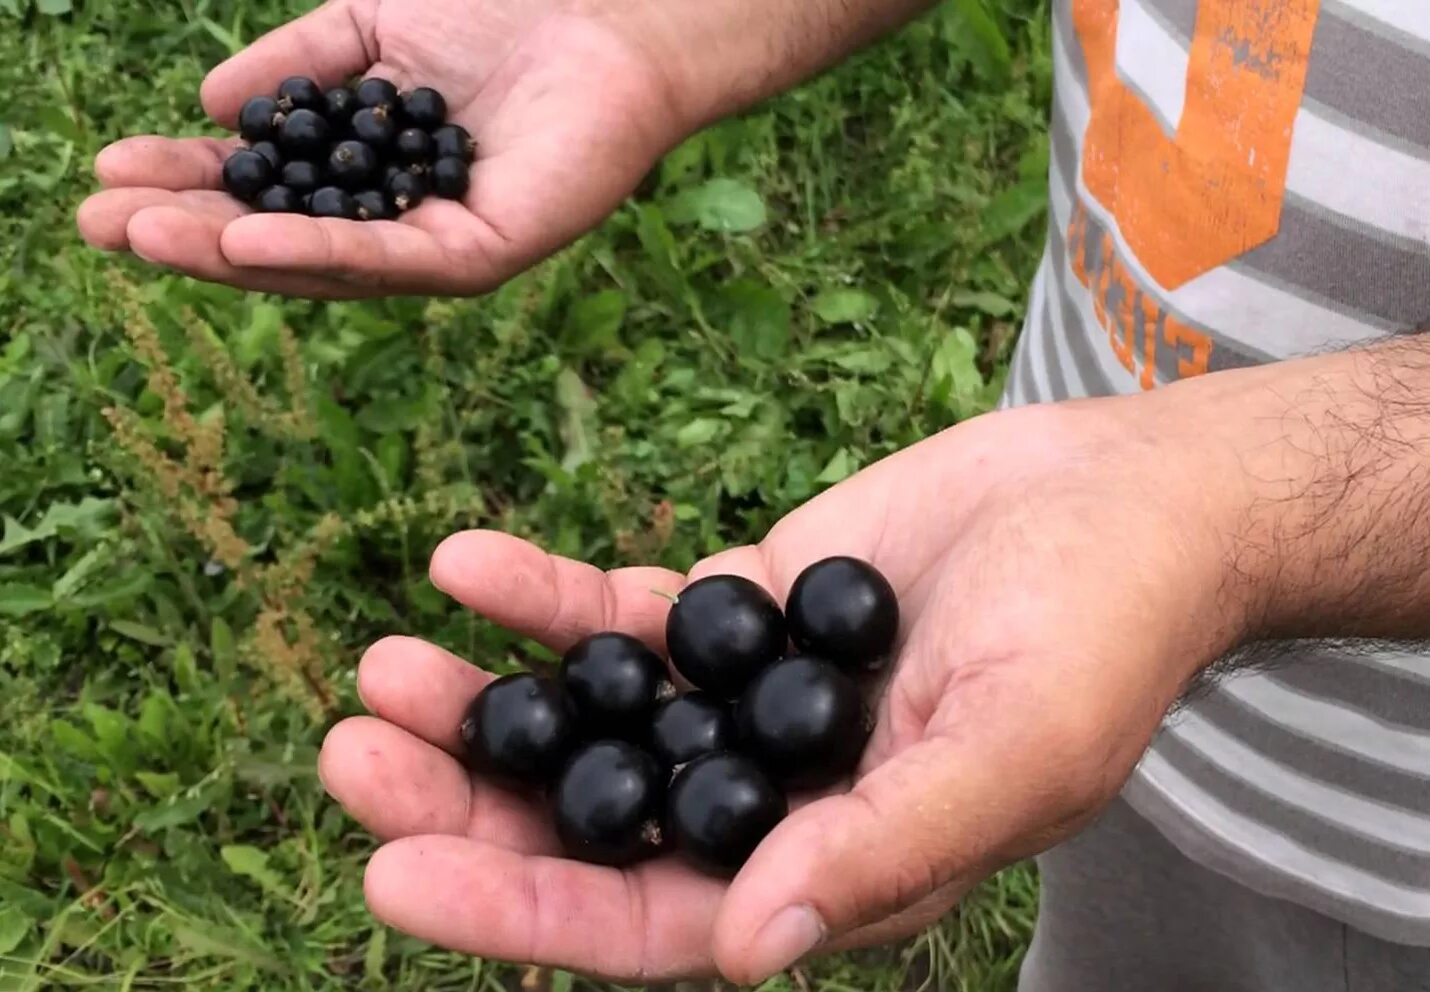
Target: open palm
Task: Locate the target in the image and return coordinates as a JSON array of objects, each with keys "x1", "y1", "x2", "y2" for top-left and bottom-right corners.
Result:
[
  {"x1": 319, "y1": 401, "x2": 1227, "y2": 983},
  {"x1": 76, "y1": 0, "x2": 678, "y2": 297}
]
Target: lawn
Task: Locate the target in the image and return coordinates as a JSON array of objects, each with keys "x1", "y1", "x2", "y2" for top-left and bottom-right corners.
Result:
[{"x1": 0, "y1": 0, "x2": 1051, "y2": 988}]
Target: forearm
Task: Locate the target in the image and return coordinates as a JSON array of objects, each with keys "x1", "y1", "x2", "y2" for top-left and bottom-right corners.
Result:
[
  {"x1": 589, "y1": 0, "x2": 939, "y2": 129},
  {"x1": 1153, "y1": 336, "x2": 1430, "y2": 648}
]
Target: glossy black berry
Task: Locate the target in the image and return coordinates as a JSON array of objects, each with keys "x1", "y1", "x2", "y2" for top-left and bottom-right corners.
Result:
[
  {"x1": 381, "y1": 164, "x2": 404, "y2": 188},
  {"x1": 395, "y1": 127, "x2": 434, "y2": 165},
  {"x1": 280, "y1": 159, "x2": 322, "y2": 195},
  {"x1": 460, "y1": 673, "x2": 577, "y2": 785},
  {"x1": 787, "y1": 557, "x2": 900, "y2": 671},
  {"x1": 277, "y1": 108, "x2": 331, "y2": 160},
  {"x1": 387, "y1": 170, "x2": 428, "y2": 212},
  {"x1": 222, "y1": 150, "x2": 276, "y2": 201},
  {"x1": 238, "y1": 96, "x2": 283, "y2": 143},
  {"x1": 736, "y1": 655, "x2": 868, "y2": 789},
  {"x1": 402, "y1": 86, "x2": 448, "y2": 129},
  {"x1": 552, "y1": 741, "x2": 664, "y2": 866},
  {"x1": 351, "y1": 106, "x2": 397, "y2": 149},
  {"x1": 650, "y1": 692, "x2": 735, "y2": 768},
  {"x1": 276, "y1": 76, "x2": 324, "y2": 113},
  {"x1": 559, "y1": 633, "x2": 673, "y2": 739},
  {"x1": 431, "y1": 124, "x2": 476, "y2": 164},
  {"x1": 666, "y1": 575, "x2": 786, "y2": 698},
  {"x1": 255, "y1": 185, "x2": 302, "y2": 213},
  {"x1": 323, "y1": 86, "x2": 357, "y2": 129},
  {"x1": 327, "y1": 140, "x2": 379, "y2": 191},
  {"x1": 668, "y1": 752, "x2": 786, "y2": 876},
  {"x1": 355, "y1": 77, "x2": 399, "y2": 112},
  {"x1": 307, "y1": 186, "x2": 360, "y2": 220},
  {"x1": 431, "y1": 157, "x2": 471, "y2": 200},
  {"x1": 249, "y1": 141, "x2": 282, "y2": 170},
  {"x1": 354, "y1": 190, "x2": 393, "y2": 222}
]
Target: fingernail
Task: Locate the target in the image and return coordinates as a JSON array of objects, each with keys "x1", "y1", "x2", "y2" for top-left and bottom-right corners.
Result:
[{"x1": 746, "y1": 904, "x2": 825, "y2": 980}]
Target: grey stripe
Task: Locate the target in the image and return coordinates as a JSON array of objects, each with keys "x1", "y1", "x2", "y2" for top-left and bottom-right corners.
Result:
[
  {"x1": 1261, "y1": 653, "x2": 1430, "y2": 732},
  {"x1": 1140, "y1": 0, "x2": 1197, "y2": 44},
  {"x1": 1045, "y1": 219, "x2": 1120, "y2": 397},
  {"x1": 1322, "y1": 0, "x2": 1430, "y2": 63},
  {"x1": 1051, "y1": 0, "x2": 1089, "y2": 94},
  {"x1": 1306, "y1": 13, "x2": 1430, "y2": 158},
  {"x1": 1232, "y1": 193, "x2": 1418, "y2": 332},
  {"x1": 1028, "y1": 225, "x2": 1074, "y2": 403},
  {"x1": 1152, "y1": 729, "x2": 1430, "y2": 885},
  {"x1": 1194, "y1": 684, "x2": 1430, "y2": 808}
]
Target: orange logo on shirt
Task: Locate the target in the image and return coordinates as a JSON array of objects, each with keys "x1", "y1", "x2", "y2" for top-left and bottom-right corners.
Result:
[{"x1": 1072, "y1": 0, "x2": 1319, "y2": 289}]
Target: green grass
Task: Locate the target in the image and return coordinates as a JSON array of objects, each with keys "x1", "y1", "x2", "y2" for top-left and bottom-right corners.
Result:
[{"x1": 0, "y1": 0, "x2": 1050, "y2": 987}]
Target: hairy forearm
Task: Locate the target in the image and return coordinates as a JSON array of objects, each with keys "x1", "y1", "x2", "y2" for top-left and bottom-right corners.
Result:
[
  {"x1": 1153, "y1": 336, "x2": 1430, "y2": 649},
  {"x1": 590, "y1": 0, "x2": 939, "y2": 129}
]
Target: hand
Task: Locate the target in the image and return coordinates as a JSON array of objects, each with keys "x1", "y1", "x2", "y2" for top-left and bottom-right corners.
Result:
[
  {"x1": 75, "y1": 0, "x2": 681, "y2": 298},
  {"x1": 317, "y1": 393, "x2": 1248, "y2": 983}
]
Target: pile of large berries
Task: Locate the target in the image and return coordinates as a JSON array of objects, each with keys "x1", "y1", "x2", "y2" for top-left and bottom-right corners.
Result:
[
  {"x1": 222, "y1": 76, "x2": 475, "y2": 220},
  {"x1": 460, "y1": 556, "x2": 899, "y2": 876}
]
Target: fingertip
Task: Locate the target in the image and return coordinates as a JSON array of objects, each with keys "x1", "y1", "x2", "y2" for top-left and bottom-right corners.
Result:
[
  {"x1": 76, "y1": 195, "x2": 126, "y2": 251},
  {"x1": 427, "y1": 529, "x2": 499, "y2": 595}
]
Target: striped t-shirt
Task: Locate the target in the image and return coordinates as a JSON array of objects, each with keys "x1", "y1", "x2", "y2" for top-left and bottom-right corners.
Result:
[{"x1": 1005, "y1": 0, "x2": 1430, "y2": 943}]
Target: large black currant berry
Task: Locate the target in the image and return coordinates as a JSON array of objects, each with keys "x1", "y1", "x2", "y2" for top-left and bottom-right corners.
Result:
[
  {"x1": 323, "y1": 86, "x2": 358, "y2": 129},
  {"x1": 354, "y1": 190, "x2": 393, "y2": 222},
  {"x1": 276, "y1": 76, "x2": 324, "y2": 113},
  {"x1": 355, "y1": 77, "x2": 399, "y2": 112},
  {"x1": 238, "y1": 96, "x2": 283, "y2": 143},
  {"x1": 559, "y1": 633, "x2": 673, "y2": 739},
  {"x1": 351, "y1": 106, "x2": 397, "y2": 149},
  {"x1": 431, "y1": 157, "x2": 471, "y2": 200},
  {"x1": 786, "y1": 557, "x2": 900, "y2": 671},
  {"x1": 394, "y1": 127, "x2": 434, "y2": 165},
  {"x1": 402, "y1": 86, "x2": 448, "y2": 129},
  {"x1": 668, "y1": 752, "x2": 786, "y2": 875},
  {"x1": 431, "y1": 124, "x2": 476, "y2": 164},
  {"x1": 650, "y1": 692, "x2": 735, "y2": 768},
  {"x1": 307, "y1": 186, "x2": 360, "y2": 220},
  {"x1": 222, "y1": 149, "x2": 276, "y2": 201},
  {"x1": 278, "y1": 109, "x2": 331, "y2": 160},
  {"x1": 666, "y1": 575, "x2": 786, "y2": 698},
  {"x1": 249, "y1": 141, "x2": 283, "y2": 170},
  {"x1": 280, "y1": 159, "x2": 322, "y2": 195},
  {"x1": 255, "y1": 185, "x2": 302, "y2": 213},
  {"x1": 553, "y1": 741, "x2": 665, "y2": 866},
  {"x1": 736, "y1": 655, "x2": 868, "y2": 789},
  {"x1": 460, "y1": 672, "x2": 577, "y2": 785},
  {"x1": 387, "y1": 170, "x2": 428, "y2": 212},
  {"x1": 327, "y1": 140, "x2": 379, "y2": 191}
]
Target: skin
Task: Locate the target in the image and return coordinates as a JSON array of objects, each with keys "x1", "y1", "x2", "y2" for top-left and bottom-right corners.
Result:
[{"x1": 76, "y1": 0, "x2": 1430, "y2": 984}]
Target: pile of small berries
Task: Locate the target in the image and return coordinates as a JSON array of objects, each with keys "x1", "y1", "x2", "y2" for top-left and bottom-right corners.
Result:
[
  {"x1": 222, "y1": 76, "x2": 475, "y2": 220},
  {"x1": 460, "y1": 556, "x2": 899, "y2": 876}
]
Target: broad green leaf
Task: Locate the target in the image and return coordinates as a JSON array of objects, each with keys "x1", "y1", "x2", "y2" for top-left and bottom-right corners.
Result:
[
  {"x1": 68, "y1": 570, "x2": 150, "y2": 608},
  {"x1": 364, "y1": 926, "x2": 388, "y2": 986},
  {"x1": 811, "y1": 289, "x2": 879, "y2": 326},
  {"x1": 0, "y1": 584, "x2": 49, "y2": 616},
  {"x1": 815, "y1": 448, "x2": 858, "y2": 485},
  {"x1": 134, "y1": 771, "x2": 180, "y2": 798},
  {"x1": 667, "y1": 178, "x2": 767, "y2": 233},
  {"x1": 0, "y1": 124, "x2": 11, "y2": 162},
  {"x1": 930, "y1": 327, "x2": 987, "y2": 418},
  {"x1": 551, "y1": 970, "x2": 575, "y2": 992},
  {"x1": 172, "y1": 643, "x2": 198, "y2": 694},
  {"x1": 977, "y1": 177, "x2": 1048, "y2": 248},
  {"x1": 0, "y1": 497, "x2": 114, "y2": 555},
  {"x1": 210, "y1": 617, "x2": 236, "y2": 681},
  {"x1": 634, "y1": 205, "x2": 684, "y2": 299},
  {"x1": 0, "y1": 908, "x2": 30, "y2": 956},
  {"x1": 110, "y1": 620, "x2": 169, "y2": 647},
  {"x1": 554, "y1": 368, "x2": 597, "y2": 473},
  {"x1": 134, "y1": 787, "x2": 216, "y2": 832},
  {"x1": 221, "y1": 845, "x2": 286, "y2": 895},
  {"x1": 562, "y1": 290, "x2": 627, "y2": 354},
  {"x1": 675, "y1": 418, "x2": 726, "y2": 449},
  {"x1": 952, "y1": 289, "x2": 1020, "y2": 318},
  {"x1": 943, "y1": 0, "x2": 1012, "y2": 85},
  {"x1": 719, "y1": 280, "x2": 790, "y2": 360},
  {"x1": 170, "y1": 922, "x2": 286, "y2": 972},
  {"x1": 36, "y1": 0, "x2": 72, "y2": 14}
]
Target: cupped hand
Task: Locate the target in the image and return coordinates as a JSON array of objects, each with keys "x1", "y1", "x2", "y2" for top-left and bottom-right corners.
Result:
[
  {"x1": 317, "y1": 395, "x2": 1247, "y2": 983},
  {"x1": 76, "y1": 0, "x2": 681, "y2": 298}
]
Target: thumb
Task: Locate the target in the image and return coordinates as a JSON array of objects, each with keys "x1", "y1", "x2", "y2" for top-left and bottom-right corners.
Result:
[{"x1": 201, "y1": 0, "x2": 378, "y2": 126}]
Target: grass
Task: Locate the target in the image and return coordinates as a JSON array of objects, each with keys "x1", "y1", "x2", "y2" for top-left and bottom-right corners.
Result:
[{"x1": 0, "y1": 0, "x2": 1051, "y2": 988}]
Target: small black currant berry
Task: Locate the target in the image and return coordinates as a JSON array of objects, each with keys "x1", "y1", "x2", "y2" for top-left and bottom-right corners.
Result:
[
  {"x1": 381, "y1": 164, "x2": 404, "y2": 188},
  {"x1": 354, "y1": 190, "x2": 394, "y2": 221},
  {"x1": 787, "y1": 557, "x2": 900, "y2": 671},
  {"x1": 736, "y1": 655, "x2": 868, "y2": 789},
  {"x1": 307, "y1": 186, "x2": 360, "y2": 220},
  {"x1": 431, "y1": 123, "x2": 476, "y2": 163},
  {"x1": 278, "y1": 108, "x2": 331, "y2": 160},
  {"x1": 460, "y1": 672, "x2": 577, "y2": 785},
  {"x1": 355, "y1": 77, "x2": 399, "y2": 112},
  {"x1": 552, "y1": 740, "x2": 665, "y2": 866},
  {"x1": 394, "y1": 127, "x2": 434, "y2": 165},
  {"x1": 387, "y1": 169, "x2": 428, "y2": 212},
  {"x1": 238, "y1": 96, "x2": 283, "y2": 143},
  {"x1": 276, "y1": 76, "x2": 324, "y2": 113},
  {"x1": 255, "y1": 185, "x2": 302, "y2": 213},
  {"x1": 323, "y1": 86, "x2": 358, "y2": 129},
  {"x1": 248, "y1": 141, "x2": 283, "y2": 170},
  {"x1": 666, "y1": 575, "x2": 787, "y2": 699},
  {"x1": 222, "y1": 149, "x2": 276, "y2": 201},
  {"x1": 351, "y1": 106, "x2": 397, "y2": 148},
  {"x1": 559, "y1": 632, "x2": 674, "y2": 739},
  {"x1": 280, "y1": 159, "x2": 322, "y2": 194},
  {"x1": 402, "y1": 87, "x2": 448, "y2": 129},
  {"x1": 668, "y1": 752, "x2": 786, "y2": 875},
  {"x1": 650, "y1": 692, "x2": 735, "y2": 768},
  {"x1": 327, "y1": 140, "x2": 380, "y2": 191},
  {"x1": 431, "y1": 157, "x2": 471, "y2": 200}
]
